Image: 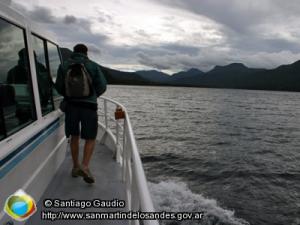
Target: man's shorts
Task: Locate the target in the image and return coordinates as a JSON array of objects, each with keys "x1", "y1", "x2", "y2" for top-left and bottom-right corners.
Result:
[{"x1": 65, "y1": 103, "x2": 98, "y2": 139}]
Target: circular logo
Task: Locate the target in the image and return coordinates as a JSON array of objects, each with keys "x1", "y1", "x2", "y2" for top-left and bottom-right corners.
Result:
[{"x1": 4, "y1": 190, "x2": 36, "y2": 221}]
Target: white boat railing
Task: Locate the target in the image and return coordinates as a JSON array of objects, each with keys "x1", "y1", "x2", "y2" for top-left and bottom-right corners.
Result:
[{"x1": 97, "y1": 97, "x2": 159, "y2": 225}]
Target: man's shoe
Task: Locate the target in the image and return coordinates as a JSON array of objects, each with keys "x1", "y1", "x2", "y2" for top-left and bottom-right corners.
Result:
[
  {"x1": 81, "y1": 168, "x2": 95, "y2": 183},
  {"x1": 71, "y1": 167, "x2": 84, "y2": 178}
]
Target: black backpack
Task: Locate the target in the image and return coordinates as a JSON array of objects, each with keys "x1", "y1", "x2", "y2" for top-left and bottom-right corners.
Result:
[{"x1": 65, "y1": 63, "x2": 92, "y2": 98}]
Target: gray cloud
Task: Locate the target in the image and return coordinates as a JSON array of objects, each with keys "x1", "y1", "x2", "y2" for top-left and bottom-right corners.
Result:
[
  {"x1": 151, "y1": 0, "x2": 261, "y2": 34},
  {"x1": 88, "y1": 44, "x2": 102, "y2": 55},
  {"x1": 45, "y1": 20, "x2": 108, "y2": 51},
  {"x1": 151, "y1": 0, "x2": 299, "y2": 34},
  {"x1": 162, "y1": 44, "x2": 200, "y2": 56},
  {"x1": 30, "y1": 6, "x2": 56, "y2": 24},
  {"x1": 2, "y1": 0, "x2": 12, "y2": 5},
  {"x1": 64, "y1": 15, "x2": 77, "y2": 24},
  {"x1": 11, "y1": 3, "x2": 108, "y2": 57},
  {"x1": 135, "y1": 29, "x2": 151, "y2": 38},
  {"x1": 97, "y1": 10, "x2": 113, "y2": 23},
  {"x1": 96, "y1": 9, "x2": 122, "y2": 29},
  {"x1": 150, "y1": 1, "x2": 300, "y2": 47},
  {"x1": 137, "y1": 52, "x2": 171, "y2": 70}
]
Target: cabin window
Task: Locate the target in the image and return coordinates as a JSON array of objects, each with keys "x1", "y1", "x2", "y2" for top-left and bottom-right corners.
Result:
[
  {"x1": 0, "y1": 18, "x2": 36, "y2": 140},
  {"x1": 32, "y1": 35, "x2": 54, "y2": 115},
  {"x1": 0, "y1": 112, "x2": 5, "y2": 140},
  {"x1": 47, "y1": 42, "x2": 62, "y2": 109}
]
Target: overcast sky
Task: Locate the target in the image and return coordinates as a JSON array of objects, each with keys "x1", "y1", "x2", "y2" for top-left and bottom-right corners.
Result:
[{"x1": 9, "y1": 0, "x2": 300, "y2": 74}]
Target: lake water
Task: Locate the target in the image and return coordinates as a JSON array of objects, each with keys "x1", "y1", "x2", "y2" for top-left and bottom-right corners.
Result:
[{"x1": 104, "y1": 85, "x2": 300, "y2": 225}]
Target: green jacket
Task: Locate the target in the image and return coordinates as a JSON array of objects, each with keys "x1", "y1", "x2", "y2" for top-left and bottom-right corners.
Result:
[{"x1": 55, "y1": 53, "x2": 107, "y2": 105}]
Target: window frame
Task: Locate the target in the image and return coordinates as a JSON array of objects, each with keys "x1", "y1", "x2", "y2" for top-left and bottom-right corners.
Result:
[
  {"x1": 46, "y1": 40, "x2": 63, "y2": 80},
  {"x1": 31, "y1": 33, "x2": 56, "y2": 116},
  {"x1": 0, "y1": 16, "x2": 37, "y2": 140},
  {"x1": 0, "y1": 100, "x2": 7, "y2": 139},
  {"x1": 46, "y1": 40, "x2": 63, "y2": 109},
  {"x1": 31, "y1": 33, "x2": 63, "y2": 112}
]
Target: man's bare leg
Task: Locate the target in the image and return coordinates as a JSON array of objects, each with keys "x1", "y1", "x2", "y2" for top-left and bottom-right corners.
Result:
[
  {"x1": 82, "y1": 139, "x2": 96, "y2": 170},
  {"x1": 70, "y1": 136, "x2": 80, "y2": 168},
  {"x1": 81, "y1": 139, "x2": 96, "y2": 183}
]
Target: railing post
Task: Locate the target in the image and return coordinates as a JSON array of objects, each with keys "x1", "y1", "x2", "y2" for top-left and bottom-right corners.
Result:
[
  {"x1": 116, "y1": 120, "x2": 119, "y2": 146},
  {"x1": 122, "y1": 119, "x2": 127, "y2": 182},
  {"x1": 104, "y1": 99, "x2": 108, "y2": 129},
  {"x1": 115, "y1": 119, "x2": 119, "y2": 160}
]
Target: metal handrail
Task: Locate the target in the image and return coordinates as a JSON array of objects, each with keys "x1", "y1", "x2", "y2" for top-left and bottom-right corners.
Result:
[{"x1": 98, "y1": 97, "x2": 159, "y2": 225}]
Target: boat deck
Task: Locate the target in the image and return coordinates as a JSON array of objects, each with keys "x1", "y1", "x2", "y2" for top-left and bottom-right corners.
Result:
[{"x1": 26, "y1": 141, "x2": 129, "y2": 225}]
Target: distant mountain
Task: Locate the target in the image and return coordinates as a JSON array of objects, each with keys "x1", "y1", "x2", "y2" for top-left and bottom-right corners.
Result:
[
  {"x1": 136, "y1": 70, "x2": 171, "y2": 83},
  {"x1": 197, "y1": 63, "x2": 266, "y2": 88},
  {"x1": 240, "y1": 60, "x2": 300, "y2": 91},
  {"x1": 170, "y1": 68, "x2": 204, "y2": 86},
  {"x1": 59, "y1": 48, "x2": 151, "y2": 85},
  {"x1": 99, "y1": 66, "x2": 151, "y2": 85},
  {"x1": 173, "y1": 62, "x2": 300, "y2": 91},
  {"x1": 209, "y1": 63, "x2": 249, "y2": 73},
  {"x1": 163, "y1": 63, "x2": 264, "y2": 87},
  {"x1": 136, "y1": 68, "x2": 205, "y2": 85},
  {"x1": 172, "y1": 68, "x2": 204, "y2": 79}
]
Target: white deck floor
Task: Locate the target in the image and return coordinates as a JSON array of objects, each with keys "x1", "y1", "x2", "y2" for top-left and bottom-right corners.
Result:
[{"x1": 26, "y1": 141, "x2": 129, "y2": 225}]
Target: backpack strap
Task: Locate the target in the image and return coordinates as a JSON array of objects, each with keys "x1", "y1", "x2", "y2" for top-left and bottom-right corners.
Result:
[
  {"x1": 81, "y1": 63, "x2": 92, "y2": 85},
  {"x1": 81, "y1": 62, "x2": 96, "y2": 96}
]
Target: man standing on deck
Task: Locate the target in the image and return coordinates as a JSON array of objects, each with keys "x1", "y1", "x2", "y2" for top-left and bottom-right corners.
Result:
[{"x1": 55, "y1": 44, "x2": 107, "y2": 183}]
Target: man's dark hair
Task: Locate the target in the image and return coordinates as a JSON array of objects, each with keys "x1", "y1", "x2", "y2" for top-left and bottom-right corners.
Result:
[{"x1": 73, "y1": 44, "x2": 88, "y2": 55}]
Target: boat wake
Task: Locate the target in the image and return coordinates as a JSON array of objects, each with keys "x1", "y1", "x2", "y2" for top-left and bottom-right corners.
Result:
[{"x1": 148, "y1": 181, "x2": 250, "y2": 225}]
